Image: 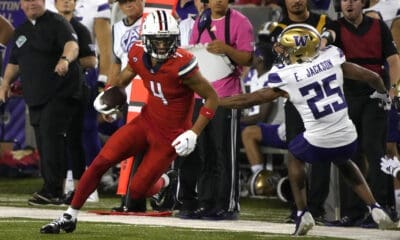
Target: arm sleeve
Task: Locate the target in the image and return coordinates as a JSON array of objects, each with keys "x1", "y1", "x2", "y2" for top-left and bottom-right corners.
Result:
[
  {"x1": 75, "y1": 21, "x2": 96, "y2": 58},
  {"x1": 56, "y1": 17, "x2": 78, "y2": 50},
  {"x1": 380, "y1": 20, "x2": 398, "y2": 58}
]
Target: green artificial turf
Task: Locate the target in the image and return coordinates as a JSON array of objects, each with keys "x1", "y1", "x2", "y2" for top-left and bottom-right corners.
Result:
[{"x1": 0, "y1": 176, "x2": 372, "y2": 240}]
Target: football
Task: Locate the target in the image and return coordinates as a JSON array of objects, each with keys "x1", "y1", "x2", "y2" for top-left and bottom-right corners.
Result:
[{"x1": 100, "y1": 86, "x2": 127, "y2": 111}]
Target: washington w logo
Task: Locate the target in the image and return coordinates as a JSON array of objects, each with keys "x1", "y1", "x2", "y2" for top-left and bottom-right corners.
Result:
[{"x1": 293, "y1": 35, "x2": 309, "y2": 46}]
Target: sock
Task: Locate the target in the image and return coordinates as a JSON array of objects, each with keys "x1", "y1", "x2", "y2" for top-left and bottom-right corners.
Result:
[
  {"x1": 297, "y1": 210, "x2": 303, "y2": 217},
  {"x1": 66, "y1": 207, "x2": 79, "y2": 219},
  {"x1": 161, "y1": 173, "x2": 170, "y2": 187},
  {"x1": 368, "y1": 202, "x2": 381, "y2": 212},
  {"x1": 251, "y1": 164, "x2": 264, "y2": 174}
]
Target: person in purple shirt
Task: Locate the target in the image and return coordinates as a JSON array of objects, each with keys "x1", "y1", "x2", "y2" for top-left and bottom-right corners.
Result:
[{"x1": 176, "y1": 0, "x2": 254, "y2": 220}]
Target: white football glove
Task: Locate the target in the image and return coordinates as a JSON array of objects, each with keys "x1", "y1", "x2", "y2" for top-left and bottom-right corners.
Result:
[
  {"x1": 171, "y1": 130, "x2": 198, "y2": 156},
  {"x1": 93, "y1": 91, "x2": 118, "y2": 115},
  {"x1": 369, "y1": 91, "x2": 391, "y2": 111},
  {"x1": 380, "y1": 156, "x2": 400, "y2": 178}
]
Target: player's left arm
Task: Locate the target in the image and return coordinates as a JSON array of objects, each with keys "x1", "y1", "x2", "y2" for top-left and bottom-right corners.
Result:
[
  {"x1": 182, "y1": 71, "x2": 218, "y2": 135},
  {"x1": 94, "y1": 18, "x2": 112, "y2": 78},
  {"x1": 219, "y1": 87, "x2": 285, "y2": 110},
  {"x1": 107, "y1": 63, "x2": 137, "y2": 88},
  {"x1": 342, "y1": 62, "x2": 387, "y2": 93}
]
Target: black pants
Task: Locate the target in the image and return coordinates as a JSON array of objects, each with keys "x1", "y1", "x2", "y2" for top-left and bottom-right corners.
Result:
[
  {"x1": 340, "y1": 95, "x2": 393, "y2": 218},
  {"x1": 66, "y1": 87, "x2": 87, "y2": 180},
  {"x1": 29, "y1": 97, "x2": 77, "y2": 197},
  {"x1": 285, "y1": 101, "x2": 331, "y2": 217},
  {"x1": 177, "y1": 99, "x2": 240, "y2": 212}
]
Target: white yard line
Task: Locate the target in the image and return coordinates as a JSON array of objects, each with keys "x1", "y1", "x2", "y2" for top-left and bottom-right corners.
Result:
[{"x1": 0, "y1": 206, "x2": 398, "y2": 240}]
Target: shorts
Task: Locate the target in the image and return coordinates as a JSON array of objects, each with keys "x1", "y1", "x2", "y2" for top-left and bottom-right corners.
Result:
[{"x1": 289, "y1": 133, "x2": 357, "y2": 164}]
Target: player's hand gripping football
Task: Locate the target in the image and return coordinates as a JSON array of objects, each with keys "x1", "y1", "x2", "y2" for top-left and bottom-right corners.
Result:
[
  {"x1": 380, "y1": 156, "x2": 400, "y2": 178},
  {"x1": 369, "y1": 91, "x2": 391, "y2": 111},
  {"x1": 93, "y1": 86, "x2": 127, "y2": 114},
  {"x1": 93, "y1": 90, "x2": 118, "y2": 115},
  {"x1": 171, "y1": 130, "x2": 198, "y2": 156}
]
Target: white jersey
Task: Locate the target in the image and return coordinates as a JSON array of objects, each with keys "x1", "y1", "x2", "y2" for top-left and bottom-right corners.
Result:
[
  {"x1": 74, "y1": 0, "x2": 111, "y2": 41},
  {"x1": 266, "y1": 46, "x2": 357, "y2": 148},
  {"x1": 112, "y1": 18, "x2": 142, "y2": 68},
  {"x1": 46, "y1": 0, "x2": 111, "y2": 54},
  {"x1": 364, "y1": 0, "x2": 400, "y2": 27},
  {"x1": 179, "y1": 16, "x2": 195, "y2": 47}
]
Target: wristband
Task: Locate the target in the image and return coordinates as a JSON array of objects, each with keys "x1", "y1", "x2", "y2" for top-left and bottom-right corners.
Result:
[
  {"x1": 98, "y1": 74, "x2": 108, "y2": 83},
  {"x1": 200, "y1": 106, "x2": 215, "y2": 120},
  {"x1": 60, "y1": 56, "x2": 70, "y2": 64},
  {"x1": 321, "y1": 30, "x2": 334, "y2": 45}
]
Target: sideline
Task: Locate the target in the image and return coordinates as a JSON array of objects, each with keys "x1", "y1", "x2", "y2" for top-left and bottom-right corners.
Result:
[{"x1": 0, "y1": 206, "x2": 398, "y2": 240}]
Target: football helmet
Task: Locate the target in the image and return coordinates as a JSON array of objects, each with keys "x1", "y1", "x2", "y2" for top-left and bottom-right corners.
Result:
[
  {"x1": 248, "y1": 169, "x2": 281, "y2": 196},
  {"x1": 142, "y1": 10, "x2": 180, "y2": 60},
  {"x1": 258, "y1": 21, "x2": 279, "y2": 43},
  {"x1": 277, "y1": 24, "x2": 321, "y2": 64}
]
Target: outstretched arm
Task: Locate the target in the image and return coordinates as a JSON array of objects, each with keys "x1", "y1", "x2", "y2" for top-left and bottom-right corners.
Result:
[
  {"x1": 342, "y1": 62, "x2": 387, "y2": 93},
  {"x1": 219, "y1": 87, "x2": 286, "y2": 109}
]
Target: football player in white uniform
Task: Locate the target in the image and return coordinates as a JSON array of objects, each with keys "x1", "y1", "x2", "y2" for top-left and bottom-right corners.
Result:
[{"x1": 219, "y1": 24, "x2": 395, "y2": 235}]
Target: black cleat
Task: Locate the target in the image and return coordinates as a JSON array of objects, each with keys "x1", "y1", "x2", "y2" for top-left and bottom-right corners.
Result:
[
  {"x1": 40, "y1": 213, "x2": 77, "y2": 234},
  {"x1": 150, "y1": 169, "x2": 178, "y2": 211}
]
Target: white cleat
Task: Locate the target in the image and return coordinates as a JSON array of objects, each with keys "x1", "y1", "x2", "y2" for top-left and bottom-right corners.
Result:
[
  {"x1": 371, "y1": 206, "x2": 395, "y2": 229},
  {"x1": 293, "y1": 210, "x2": 315, "y2": 236}
]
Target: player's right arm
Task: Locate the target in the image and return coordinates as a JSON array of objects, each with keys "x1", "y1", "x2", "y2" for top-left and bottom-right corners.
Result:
[{"x1": 219, "y1": 87, "x2": 286, "y2": 110}]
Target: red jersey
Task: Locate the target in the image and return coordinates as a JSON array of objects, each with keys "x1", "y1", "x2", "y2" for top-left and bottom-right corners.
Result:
[{"x1": 127, "y1": 43, "x2": 199, "y2": 141}]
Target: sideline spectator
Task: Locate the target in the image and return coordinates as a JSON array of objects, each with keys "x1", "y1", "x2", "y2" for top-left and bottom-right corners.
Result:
[
  {"x1": 328, "y1": 0, "x2": 400, "y2": 227},
  {"x1": 171, "y1": 0, "x2": 209, "y2": 214},
  {"x1": 108, "y1": 0, "x2": 147, "y2": 213},
  {"x1": 54, "y1": 0, "x2": 97, "y2": 203},
  {"x1": 176, "y1": 0, "x2": 198, "y2": 20},
  {"x1": 365, "y1": 0, "x2": 400, "y2": 219},
  {"x1": 0, "y1": 0, "x2": 82, "y2": 206},
  {"x1": 40, "y1": 10, "x2": 218, "y2": 234},
  {"x1": 46, "y1": 0, "x2": 113, "y2": 203},
  {"x1": 180, "y1": 0, "x2": 253, "y2": 220},
  {"x1": 219, "y1": 23, "x2": 395, "y2": 235}
]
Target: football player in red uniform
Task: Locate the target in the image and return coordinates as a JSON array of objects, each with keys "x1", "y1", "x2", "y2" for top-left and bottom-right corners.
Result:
[{"x1": 40, "y1": 10, "x2": 218, "y2": 234}]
